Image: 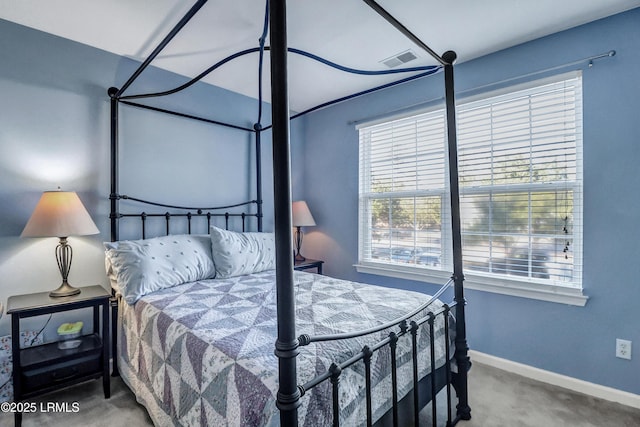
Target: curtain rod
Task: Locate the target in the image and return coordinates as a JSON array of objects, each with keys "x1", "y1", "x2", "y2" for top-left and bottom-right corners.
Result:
[{"x1": 349, "y1": 49, "x2": 615, "y2": 126}]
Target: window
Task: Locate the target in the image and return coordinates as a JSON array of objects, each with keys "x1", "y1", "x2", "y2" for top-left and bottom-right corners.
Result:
[{"x1": 357, "y1": 72, "x2": 585, "y2": 305}]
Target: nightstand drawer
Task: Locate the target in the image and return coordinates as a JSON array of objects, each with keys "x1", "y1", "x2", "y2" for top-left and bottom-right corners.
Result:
[{"x1": 22, "y1": 353, "x2": 101, "y2": 393}]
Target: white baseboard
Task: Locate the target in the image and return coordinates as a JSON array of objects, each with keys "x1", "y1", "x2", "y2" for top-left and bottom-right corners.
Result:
[{"x1": 469, "y1": 350, "x2": 640, "y2": 410}]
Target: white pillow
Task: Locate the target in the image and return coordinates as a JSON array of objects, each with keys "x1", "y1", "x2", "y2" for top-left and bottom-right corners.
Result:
[
  {"x1": 104, "y1": 234, "x2": 216, "y2": 304},
  {"x1": 210, "y1": 226, "x2": 275, "y2": 278}
]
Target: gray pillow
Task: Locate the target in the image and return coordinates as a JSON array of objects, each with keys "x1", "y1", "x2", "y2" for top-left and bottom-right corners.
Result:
[{"x1": 210, "y1": 226, "x2": 275, "y2": 278}]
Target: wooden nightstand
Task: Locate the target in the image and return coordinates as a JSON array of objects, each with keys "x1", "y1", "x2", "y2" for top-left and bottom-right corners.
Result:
[
  {"x1": 294, "y1": 258, "x2": 324, "y2": 274},
  {"x1": 7, "y1": 285, "x2": 110, "y2": 426}
]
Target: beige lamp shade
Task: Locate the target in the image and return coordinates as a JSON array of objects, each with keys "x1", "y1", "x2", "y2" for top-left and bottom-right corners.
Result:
[
  {"x1": 292, "y1": 201, "x2": 316, "y2": 227},
  {"x1": 21, "y1": 191, "x2": 99, "y2": 238}
]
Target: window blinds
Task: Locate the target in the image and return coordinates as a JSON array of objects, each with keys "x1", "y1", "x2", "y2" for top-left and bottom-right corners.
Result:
[
  {"x1": 359, "y1": 110, "x2": 448, "y2": 267},
  {"x1": 358, "y1": 72, "x2": 583, "y2": 288}
]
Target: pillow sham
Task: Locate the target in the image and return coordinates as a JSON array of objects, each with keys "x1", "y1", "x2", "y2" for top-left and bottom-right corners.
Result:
[
  {"x1": 210, "y1": 226, "x2": 275, "y2": 278},
  {"x1": 104, "y1": 234, "x2": 216, "y2": 305}
]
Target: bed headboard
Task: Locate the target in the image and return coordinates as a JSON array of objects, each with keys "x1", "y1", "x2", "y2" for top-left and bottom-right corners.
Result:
[{"x1": 109, "y1": 193, "x2": 262, "y2": 241}]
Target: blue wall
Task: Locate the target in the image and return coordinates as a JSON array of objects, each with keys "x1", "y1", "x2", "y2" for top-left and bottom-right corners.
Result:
[
  {"x1": 0, "y1": 18, "x2": 306, "y2": 338},
  {"x1": 300, "y1": 8, "x2": 640, "y2": 394}
]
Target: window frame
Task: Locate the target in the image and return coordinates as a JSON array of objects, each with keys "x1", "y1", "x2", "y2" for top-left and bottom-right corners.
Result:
[{"x1": 355, "y1": 72, "x2": 587, "y2": 306}]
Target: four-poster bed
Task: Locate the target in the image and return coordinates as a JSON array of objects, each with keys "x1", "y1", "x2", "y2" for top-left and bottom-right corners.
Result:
[{"x1": 106, "y1": 0, "x2": 471, "y2": 425}]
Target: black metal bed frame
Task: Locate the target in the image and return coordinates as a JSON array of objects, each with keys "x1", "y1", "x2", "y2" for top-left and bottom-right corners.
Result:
[{"x1": 108, "y1": 0, "x2": 471, "y2": 425}]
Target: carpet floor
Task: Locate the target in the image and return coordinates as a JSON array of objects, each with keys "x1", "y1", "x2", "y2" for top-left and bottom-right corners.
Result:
[{"x1": 1, "y1": 361, "x2": 638, "y2": 426}]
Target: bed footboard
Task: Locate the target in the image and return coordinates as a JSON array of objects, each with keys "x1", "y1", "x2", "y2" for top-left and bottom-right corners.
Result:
[{"x1": 298, "y1": 280, "x2": 463, "y2": 427}]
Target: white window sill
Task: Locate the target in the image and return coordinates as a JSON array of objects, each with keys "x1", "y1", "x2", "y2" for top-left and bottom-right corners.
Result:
[{"x1": 354, "y1": 262, "x2": 588, "y2": 307}]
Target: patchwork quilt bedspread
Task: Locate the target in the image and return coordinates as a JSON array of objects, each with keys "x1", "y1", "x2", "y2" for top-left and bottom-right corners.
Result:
[{"x1": 116, "y1": 270, "x2": 451, "y2": 426}]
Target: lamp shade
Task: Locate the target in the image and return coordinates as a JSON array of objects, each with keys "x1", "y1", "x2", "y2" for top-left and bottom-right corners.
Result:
[
  {"x1": 21, "y1": 191, "x2": 99, "y2": 238},
  {"x1": 292, "y1": 201, "x2": 316, "y2": 227}
]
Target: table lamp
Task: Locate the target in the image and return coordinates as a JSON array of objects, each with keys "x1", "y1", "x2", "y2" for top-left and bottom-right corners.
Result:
[
  {"x1": 292, "y1": 201, "x2": 316, "y2": 262},
  {"x1": 21, "y1": 190, "x2": 100, "y2": 297}
]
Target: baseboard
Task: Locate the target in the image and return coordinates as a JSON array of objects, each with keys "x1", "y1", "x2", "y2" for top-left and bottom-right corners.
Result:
[{"x1": 469, "y1": 350, "x2": 640, "y2": 410}]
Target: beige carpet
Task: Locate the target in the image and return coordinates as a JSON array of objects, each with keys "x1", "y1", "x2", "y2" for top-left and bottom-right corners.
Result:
[
  {"x1": 1, "y1": 362, "x2": 639, "y2": 426},
  {"x1": 460, "y1": 363, "x2": 640, "y2": 427}
]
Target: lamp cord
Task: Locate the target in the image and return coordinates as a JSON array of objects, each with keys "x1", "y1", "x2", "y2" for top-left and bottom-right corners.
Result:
[
  {"x1": 0, "y1": 314, "x2": 52, "y2": 392},
  {"x1": 30, "y1": 314, "x2": 52, "y2": 346}
]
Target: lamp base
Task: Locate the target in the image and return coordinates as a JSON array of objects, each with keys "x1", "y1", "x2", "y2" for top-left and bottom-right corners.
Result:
[
  {"x1": 49, "y1": 282, "x2": 81, "y2": 298},
  {"x1": 294, "y1": 226, "x2": 306, "y2": 263},
  {"x1": 51, "y1": 238, "x2": 81, "y2": 297}
]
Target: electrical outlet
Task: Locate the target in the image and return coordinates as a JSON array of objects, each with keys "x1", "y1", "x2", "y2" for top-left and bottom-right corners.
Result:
[{"x1": 616, "y1": 339, "x2": 632, "y2": 360}]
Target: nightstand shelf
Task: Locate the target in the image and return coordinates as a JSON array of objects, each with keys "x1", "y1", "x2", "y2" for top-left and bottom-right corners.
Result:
[
  {"x1": 20, "y1": 333, "x2": 102, "y2": 370},
  {"x1": 7, "y1": 285, "x2": 110, "y2": 427}
]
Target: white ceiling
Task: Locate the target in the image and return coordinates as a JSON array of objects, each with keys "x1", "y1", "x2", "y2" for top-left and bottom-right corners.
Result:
[{"x1": 0, "y1": 0, "x2": 637, "y2": 112}]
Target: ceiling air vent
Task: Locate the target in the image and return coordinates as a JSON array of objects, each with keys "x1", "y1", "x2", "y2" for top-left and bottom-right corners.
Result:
[{"x1": 381, "y1": 49, "x2": 418, "y2": 68}]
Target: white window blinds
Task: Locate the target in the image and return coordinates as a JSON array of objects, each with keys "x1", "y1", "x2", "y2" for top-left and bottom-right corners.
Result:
[
  {"x1": 358, "y1": 72, "x2": 583, "y2": 289},
  {"x1": 359, "y1": 110, "x2": 448, "y2": 269}
]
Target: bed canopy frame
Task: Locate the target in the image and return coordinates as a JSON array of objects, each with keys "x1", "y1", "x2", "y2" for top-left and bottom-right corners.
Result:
[{"x1": 108, "y1": 0, "x2": 471, "y2": 425}]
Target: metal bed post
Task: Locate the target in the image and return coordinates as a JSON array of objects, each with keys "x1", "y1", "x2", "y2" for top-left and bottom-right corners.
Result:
[
  {"x1": 254, "y1": 0, "x2": 268, "y2": 234},
  {"x1": 443, "y1": 51, "x2": 471, "y2": 422},
  {"x1": 270, "y1": 0, "x2": 300, "y2": 426},
  {"x1": 108, "y1": 87, "x2": 119, "y2": 243},
  {"x1": 108, "y1": 86, "x2": 121, "y2": 378},
  {"x1": 255, "y1": 124, "x2": 264, "y2": 232},
  {"x1": 363, "y1": 1, "x2": 471, "y2": 422}
]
